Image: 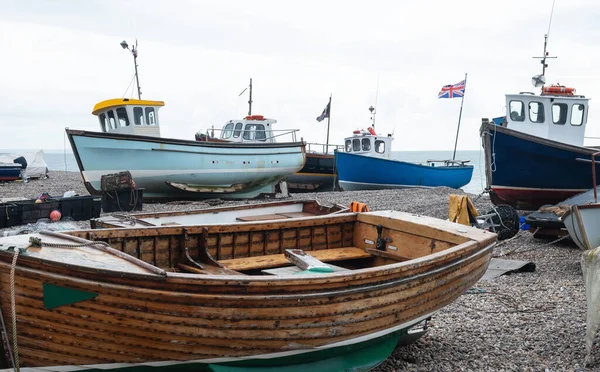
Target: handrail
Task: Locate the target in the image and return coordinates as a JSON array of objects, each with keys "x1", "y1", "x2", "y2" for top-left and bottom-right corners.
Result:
[{"x1": 199, "y1": 128, "x2": 301, "y2": 143}]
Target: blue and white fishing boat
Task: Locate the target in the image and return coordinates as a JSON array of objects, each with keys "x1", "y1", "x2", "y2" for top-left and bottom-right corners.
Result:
[
  {"x1": 480, "y1": 35, "x2": 597, "y2": 210},
  {"x1": 335, "y1": 107, "x2": 473, "y2": 191},
  {"x1": 67, "y1": 42, "x2": 305, "y2": 200},
  {"x1": 67, "y1": 99, "x2": 306, "y2": 200}
]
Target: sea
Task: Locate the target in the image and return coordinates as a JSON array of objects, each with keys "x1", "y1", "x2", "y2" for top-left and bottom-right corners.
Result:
[{"x1": 3, "y1": 149, "x2": 487, "y2": 195}]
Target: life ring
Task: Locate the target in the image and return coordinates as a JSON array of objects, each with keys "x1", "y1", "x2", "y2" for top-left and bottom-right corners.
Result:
[
  {"x1": 353, "y1": 129, "x2": 361, "y2": 134},
  {"x1": 245, "y1": 114, "x2": 265, "y2": 120},
  {"x1": 367, "y1": 127, "x2": 376, "y2": 136},
  {"x1": 542, "y1": 85, "x2": 575, "y2": 95}
]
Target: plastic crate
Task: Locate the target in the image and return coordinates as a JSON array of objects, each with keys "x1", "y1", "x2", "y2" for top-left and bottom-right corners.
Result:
[
  {"x1": 15, "y1": 200, "x2": 60, "y2": 224},
  {"x1": 101, "y1": 188, "x2": 143, "y2": 213},
  {"x1": 0, "y1": 203, "x2": 19, "y2": 228},
  {"x1": 56, "y1": 195, "x2": 102, "y2": 221}
]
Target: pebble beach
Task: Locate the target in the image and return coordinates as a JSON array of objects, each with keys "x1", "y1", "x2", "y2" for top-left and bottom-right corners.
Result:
[{"x1": 0, "y1": 171, "x2": 595, "y2": 371}]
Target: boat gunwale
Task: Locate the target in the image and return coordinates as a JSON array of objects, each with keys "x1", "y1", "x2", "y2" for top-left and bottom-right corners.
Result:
[
  {"x1": 92, "y1": 199, "x2": 346, "y2": 226},
  {"x1": 335, "y1": 151, "x2": 475, "y2": 170},
  {"x1": 66, "y1": 129, "x2": 306, "y2": 149},
  {"x1": 480, "y1": 121, "x2": 599, "y2": 155}
]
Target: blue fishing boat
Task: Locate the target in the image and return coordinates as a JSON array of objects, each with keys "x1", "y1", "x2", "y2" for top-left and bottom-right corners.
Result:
[
  {"x1": 335, "y1": 107, "x2": 473, "y2": 191},
  {"x1": 480, "y1": 35, "x2": 596, "y2": 210}
]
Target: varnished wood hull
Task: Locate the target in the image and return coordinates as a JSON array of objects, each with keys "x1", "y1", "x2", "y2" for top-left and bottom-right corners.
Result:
[{"x1": 0, "y1": 211, "x2": 496, "y2": 370}]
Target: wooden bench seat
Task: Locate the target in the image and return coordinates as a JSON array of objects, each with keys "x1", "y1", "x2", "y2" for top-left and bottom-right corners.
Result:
[
  {"x1": 235, "y1": 214, "x2": 289, "y2": 222},
  {"x1": 220, "y1": 247, "x2": 372, "y2": 272}
]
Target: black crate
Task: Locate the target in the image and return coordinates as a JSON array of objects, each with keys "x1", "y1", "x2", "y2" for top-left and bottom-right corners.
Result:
[
  {"x1": 101, "y1": 188, "x2": 143, "y2": 213},
  {"x1": 0, "y1": 203, "x2": 19, "y2": 228},
  {"x1": 14, "y1": 200, "x2": 60, "y2": 224},
  {"x1": 56, "y1": 195, "x2": 102, "y2": 221}
]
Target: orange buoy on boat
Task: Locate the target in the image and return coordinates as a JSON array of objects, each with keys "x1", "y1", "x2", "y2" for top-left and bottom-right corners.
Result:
[
  {"x1": 367, "y1": 127, "x2": 376, "y2": 136},
  {"x1": 245, "y1": 115, "x2": 265, "y2": 120},
  {"x1": 542, "y1": 85, "x2": 576, "y2": 95}
]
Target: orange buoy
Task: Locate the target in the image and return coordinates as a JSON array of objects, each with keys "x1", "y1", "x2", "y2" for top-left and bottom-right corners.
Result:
[
  {"x1": 245, "y1": 115, "x2": 265, "y2": 120},
  {"x1": 367, "y1": 127, "x2": 376, "y2": 136},
  {"x1": 542, "y1": 85, "x2": 576, "y2": 95}
]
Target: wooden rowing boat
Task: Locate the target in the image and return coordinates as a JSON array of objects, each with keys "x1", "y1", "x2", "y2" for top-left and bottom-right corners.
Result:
[
  {"x1": 0, "y1": 210, "x2": 496, "y2": 371},
  {"x1": 91, "y1": 199, "x2": 347, "y2": 229}
]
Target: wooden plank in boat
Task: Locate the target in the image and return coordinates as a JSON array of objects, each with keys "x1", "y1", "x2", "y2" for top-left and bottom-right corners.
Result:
[
  {"x1": 235, "y1": 214, "x2": 289, "y2": 222},
  {"x1": 276, "y1": 212, "x2": 315, "y2": 218},
  {"x1": 220, "y1": 247, "x2": 370, "y2": 271},
  {"x1": 262, "y1": 263, "x2": 349, "y2": 276}
]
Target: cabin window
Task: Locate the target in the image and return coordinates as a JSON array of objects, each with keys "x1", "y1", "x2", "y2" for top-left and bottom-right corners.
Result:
[
  {"x1": 345, "y1": 140, "x2": 352, "y2": 152},
  {"x1": 116, "y1": 107, "x2": 130, "y2": 127},
  {"x1": 352, "y1": 139, "x2": 361, "y2": 151},
  {"x1": 375, "y1": 140, "x2": 385, "y2": 154},
  {"x1": 107, "y1": 110, "x2": 117, "y2": 129},
  {"x1": 133, "y1": 107, "x2": 144, "y2": 125},
  {"x1": 362, "y1": 138, "x2": 371, "y2": 151},
  {"x1": 233, "y1": 123, "x2": 243, "y2": 138},
  {"x1": 509, "y1": 100, "x2": 525, "y2": 122},
  {"x1": 528, "y1": 101, "x2": 545, "y2": 123},
  {"x1": 243, "y1": 124, "x2": 266, "y2": 141},
  {"x1": 571, "y1": 104, "x2": 585, "y2": 126},
  {"x1": 222, "y1": 123, "x2": 234, "y2": 139},
  {"x1": 552, "y1": 103, "x2": 568, "y2": 125},
  {"x1": 145, "y1": 107, "x2": 156, "y2": 125},
  {"x1": 99, "y1": 113, "x2": 108, "y2": 132}
]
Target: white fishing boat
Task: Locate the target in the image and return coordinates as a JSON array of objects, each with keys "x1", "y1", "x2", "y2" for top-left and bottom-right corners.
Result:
[{"x1": 68, "y1": 43, "x2": 306, "y2": 200}]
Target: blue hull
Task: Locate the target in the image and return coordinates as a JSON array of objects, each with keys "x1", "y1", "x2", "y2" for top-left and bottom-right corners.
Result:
[
  {"x1": 67, "y1": 130, "x2": 306, "y2": 200},
  {"x1": 481, "y1": 122, "x2": 600, "y2": 210},
  {"x1": 0, "y1": 165, "x2": 21, "y2": 181},
  {"x1": 335, "y1": 152, "x2": 473, "y2": 191}
]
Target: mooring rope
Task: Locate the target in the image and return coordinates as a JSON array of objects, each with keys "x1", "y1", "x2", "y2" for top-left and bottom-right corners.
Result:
[
  {"x1": 10, "y1": 248, "x2": 19, "y2": 372},
  {"x1": 29, "y1": 236, "x2": 110, "y2": 250}
]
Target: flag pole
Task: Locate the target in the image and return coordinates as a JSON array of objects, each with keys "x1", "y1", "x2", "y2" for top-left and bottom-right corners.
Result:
[
  {"x1": 452, "y1": 73, "x2": 467, "y2": 161},
  {"x1": 325, "y1": 94, "x2": 332, "y2": 154}
]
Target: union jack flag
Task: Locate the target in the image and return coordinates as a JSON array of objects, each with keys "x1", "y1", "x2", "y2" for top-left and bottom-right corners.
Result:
[{"x1": 438, "y1": 80, "x2": 466, "y2": 99}]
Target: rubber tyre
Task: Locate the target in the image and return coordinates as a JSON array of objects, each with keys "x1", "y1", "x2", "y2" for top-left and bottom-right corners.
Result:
[{"x1": 484, "y1": 204, "x2": 520, "y2": 240}]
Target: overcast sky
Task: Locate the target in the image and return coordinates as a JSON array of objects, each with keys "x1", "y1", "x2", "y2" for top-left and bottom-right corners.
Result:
[{"x1": 1, "y1": 0, "x2": 599, "y2": 152}]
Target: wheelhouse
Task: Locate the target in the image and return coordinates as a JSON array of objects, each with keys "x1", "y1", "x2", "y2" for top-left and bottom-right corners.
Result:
[
  {"x1": 502, "y1": 86, "x2": 589, "y2": 146},
  {"x1": 92, "y1": 98, "x2": 165, "y2": 138},
  {"x1": 343, "y1": 128, "x2": 393, "y2": 159},
  {"x1": 209, "y1": 115, "x2": 278, "y2": 143}
]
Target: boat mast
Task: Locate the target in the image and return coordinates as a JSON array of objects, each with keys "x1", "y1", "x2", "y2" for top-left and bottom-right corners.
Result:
[
  {"x1": 532, "y1": 34, "x2": 557, "y2": 80},
  {"x1": 248, "y1": 78, "x2": 253, "y2": 115},
  {"x1": 369, "y1": 105, "x2": 376, "y2": 129},
  {"x1": 325, "y1": 94, "x2": 332, "y2": 153},
  {"x1": 532, "y1": 0, "x2": 557, "y2": 86},
  {"x1": 239, "y1": 78, "x2": 253, "y2": 115},
  {"x1": 120, "y1": 39, "x2": 141, "y2": 99}
]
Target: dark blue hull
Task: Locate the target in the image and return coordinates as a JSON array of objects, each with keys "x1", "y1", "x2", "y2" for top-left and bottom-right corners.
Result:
[
  {"x1": 335, "y1": 152, "x2": 473, "y2": 191},
  {"x1": 0, "y1": 165, "x2": 21, "y2": 181},
  {"x1": 481, "y1": 122, "x2": 600, "y2": 210}
]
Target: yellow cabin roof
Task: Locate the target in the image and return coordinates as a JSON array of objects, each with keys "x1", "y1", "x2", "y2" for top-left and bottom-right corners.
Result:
[{"x1": 92, "y1": 98, "x2": 165, "y2": 115}]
